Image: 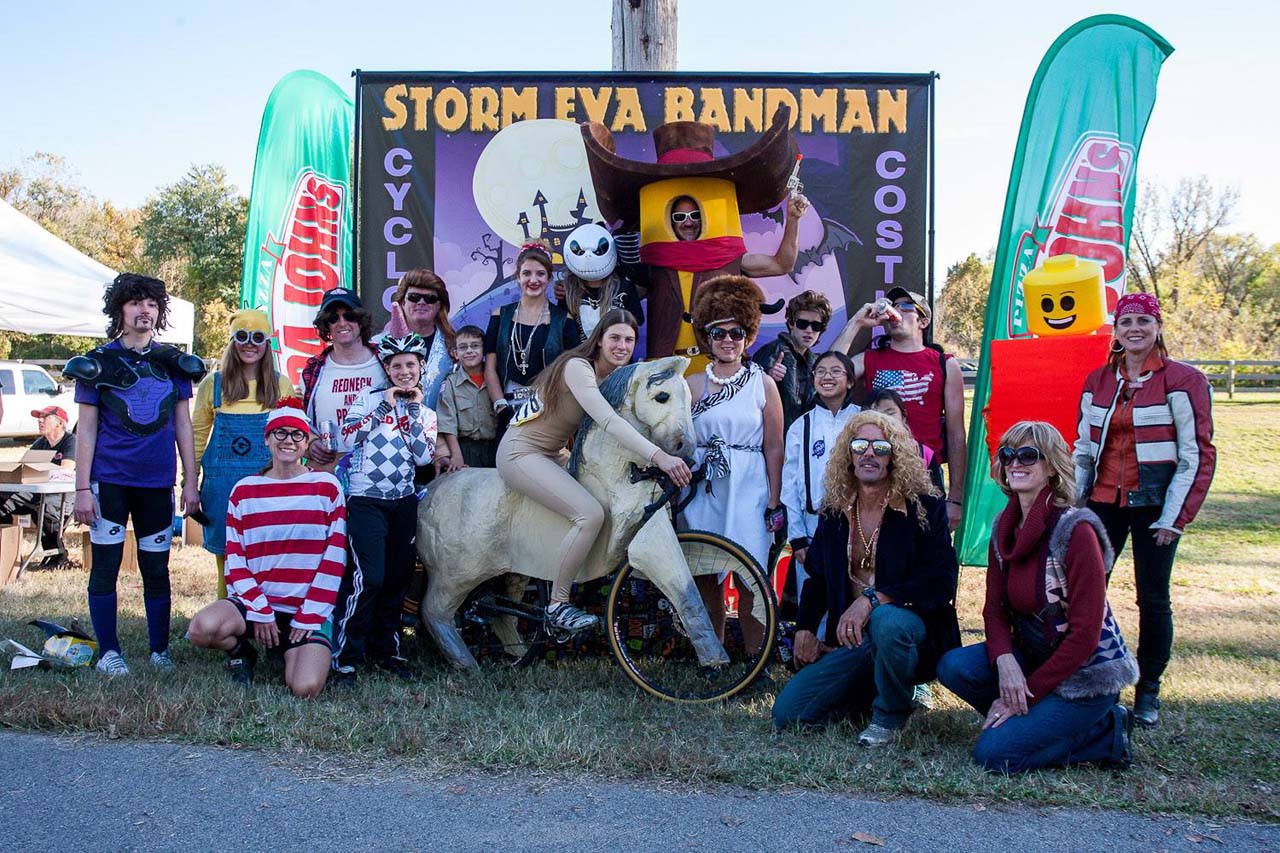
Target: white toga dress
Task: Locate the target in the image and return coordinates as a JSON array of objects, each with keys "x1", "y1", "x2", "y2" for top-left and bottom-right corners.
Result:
[{"x1": 680, "y1": 362, "x2": 770, "y2": 570}]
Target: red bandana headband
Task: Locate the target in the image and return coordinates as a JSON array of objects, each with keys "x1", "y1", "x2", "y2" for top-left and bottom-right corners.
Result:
[{"x1": 1115, "y1": 292, "x2": 1161, "y2": 321}]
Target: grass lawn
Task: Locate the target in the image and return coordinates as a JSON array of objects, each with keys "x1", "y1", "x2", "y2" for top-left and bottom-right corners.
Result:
[{"x1": 1, "y1": 393, "x2": 1276, "y2": 820}]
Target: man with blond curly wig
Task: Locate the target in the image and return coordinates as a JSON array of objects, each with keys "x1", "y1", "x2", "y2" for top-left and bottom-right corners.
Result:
[{"x1": 773, "y1": 410, "x2": 960, "y2": 746}]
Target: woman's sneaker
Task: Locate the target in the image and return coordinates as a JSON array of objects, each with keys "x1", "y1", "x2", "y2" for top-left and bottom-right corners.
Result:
[
  {"x1": 95, "y1": 650, "x2": 130, "y2": 676},
  {"x1": 225, "y1": 643, "x2": 258, "y2": 686},
  {"x1": 544, "y1": 602, "x2": 599, "y2": 635},
  {"x1": 150, "y1": 650, "x2": 176, "y2": 672}
]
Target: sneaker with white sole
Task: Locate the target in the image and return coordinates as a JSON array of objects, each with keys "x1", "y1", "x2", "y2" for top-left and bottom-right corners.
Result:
[
  {"x1": 544, "y1": 602, "x2": 599, "y2": 635},
  {"x1": 150, "y1": 650, "x2": 175, "y2": 672},
  {"x1": 95, "y1": 650, "x2": 131, "y2": 676},
  {"x1": 856, "y1": 722, "x2": 898, "y2": 747}
]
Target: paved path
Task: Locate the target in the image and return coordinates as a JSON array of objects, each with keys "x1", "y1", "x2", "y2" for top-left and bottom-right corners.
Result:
[{"x1": 1, "y1": 731, "x2": 1275, "y2": 851}]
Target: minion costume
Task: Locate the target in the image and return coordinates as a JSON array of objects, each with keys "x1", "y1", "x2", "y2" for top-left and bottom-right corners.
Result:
[
  {"x1": 191, "y1": 309, "x2": 296, "y2": 596},
  {"x1": 581, "y1": 107, "x2": 798, "y2": 372}
]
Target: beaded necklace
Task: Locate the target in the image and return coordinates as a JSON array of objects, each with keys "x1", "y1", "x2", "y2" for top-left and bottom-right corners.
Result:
[{"x1": 509, "y1": 302, "x2": 548, "y2": 376}]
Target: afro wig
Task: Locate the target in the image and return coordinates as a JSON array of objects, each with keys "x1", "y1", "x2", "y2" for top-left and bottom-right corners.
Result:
[{"x1": 690, "y1": 275, "x2": 764, "y2": 354}]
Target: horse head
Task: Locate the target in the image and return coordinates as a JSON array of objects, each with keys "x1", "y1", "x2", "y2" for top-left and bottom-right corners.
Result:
[{"x1": 625, "y1": 357, "x2": 695, "y2": 461}]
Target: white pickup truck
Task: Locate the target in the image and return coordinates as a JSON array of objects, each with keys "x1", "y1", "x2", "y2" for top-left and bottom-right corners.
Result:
[{"x1": 0, "y1": 361, "x2": 79, "y2": 438}]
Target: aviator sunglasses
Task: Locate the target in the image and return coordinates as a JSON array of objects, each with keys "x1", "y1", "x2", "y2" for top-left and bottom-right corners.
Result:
[
  {"x1": 671, "y1": 210, "x2": 702, "y2": 224},
  {"x1": 850, "y1": 438, "x2": 893, "y2": 457},
  {"x1": 232, "y1": 330, "x2": 268, "y2": 346},
  {"x1": 404, "y1": 291, "x2": 441, "y2": 305},
  {"x1": 792, "y1": 318, "x2": 827, "y2": 332},
  {"x1": 708, "y1": 326, "x2": 747, "y2": 342},
  {"x1": 997, "y1": 445, "x2": 1045, "y2": 467}
]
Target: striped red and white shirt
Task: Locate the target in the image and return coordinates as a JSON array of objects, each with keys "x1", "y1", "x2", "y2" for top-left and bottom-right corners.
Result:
[{"x1": 224, "y1": 471, "x2": 347, "y2": 630}]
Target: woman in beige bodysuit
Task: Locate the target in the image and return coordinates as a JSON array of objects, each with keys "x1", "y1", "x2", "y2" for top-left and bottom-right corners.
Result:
[{"x1": 496, "y1": 308, "x2": 692, "y2": 634}]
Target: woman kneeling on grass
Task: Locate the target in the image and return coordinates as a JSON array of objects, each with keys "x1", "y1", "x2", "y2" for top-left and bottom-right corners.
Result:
[
  {"x1": 187, "y1": 400, "x2": 347, "y2": 697},
  {"x1": 937, "y1": 421, "x2": 1137, "y2": 772}
]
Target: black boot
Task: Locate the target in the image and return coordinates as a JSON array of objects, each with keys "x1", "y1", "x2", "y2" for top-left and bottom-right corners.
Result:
[{"x1": 1133, "y1": 680, "x2": 1161, "y2": 728}]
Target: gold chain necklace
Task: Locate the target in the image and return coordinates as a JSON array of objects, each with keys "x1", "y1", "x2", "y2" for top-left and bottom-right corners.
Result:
[{"x1": 847, "y1": 492, "x2": 886, "y2": 585}]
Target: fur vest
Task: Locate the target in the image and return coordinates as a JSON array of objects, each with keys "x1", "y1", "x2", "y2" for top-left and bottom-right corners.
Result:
[{"x1": 992, "y1": 507, "x2": 1139, "y2": 700}]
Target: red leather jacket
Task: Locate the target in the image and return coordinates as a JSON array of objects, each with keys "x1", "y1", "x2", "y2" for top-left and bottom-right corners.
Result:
[{"x1": 1073, "y1": 356, "x2": 1216, "y2": 533}]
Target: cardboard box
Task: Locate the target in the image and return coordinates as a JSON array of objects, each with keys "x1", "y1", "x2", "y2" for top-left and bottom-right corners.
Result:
[
  {"x1": 0, "y1": 522, "x2": 21, "y2": 586},
  {"x1": 80, "y1": 526, "x2": 138, "y2": 575},
  {"x1": 0, "y1": 450, "x2": 62, "y2": 484}
]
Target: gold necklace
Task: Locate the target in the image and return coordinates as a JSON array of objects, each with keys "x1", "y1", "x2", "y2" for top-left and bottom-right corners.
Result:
[{"x1": 847, "y1": 492, "x2": 885, "y2": 585}]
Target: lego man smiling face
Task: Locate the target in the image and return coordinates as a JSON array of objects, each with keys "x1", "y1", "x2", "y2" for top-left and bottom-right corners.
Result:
[{"x1": 1023, "y1": 254, "x2": 1107, "y2": 337}]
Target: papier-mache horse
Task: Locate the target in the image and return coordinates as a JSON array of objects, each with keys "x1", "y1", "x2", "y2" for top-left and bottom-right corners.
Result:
[{"x1": 415, "y1": 356, "x2": 729, "y2": 669}]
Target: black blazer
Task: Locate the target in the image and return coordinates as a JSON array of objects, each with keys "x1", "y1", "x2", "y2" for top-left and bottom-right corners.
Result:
[{"x1": 796, "y1": 493, "x2": 961, "y2": 680}]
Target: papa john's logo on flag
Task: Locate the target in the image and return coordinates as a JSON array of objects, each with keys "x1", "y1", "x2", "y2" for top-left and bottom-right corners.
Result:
[
  {"x1": 1006, "y1": 133, "x2": 1136, "y2": 338},
  {"x1": 260, "y1": 170, "x2": 348, "y2": 385}
]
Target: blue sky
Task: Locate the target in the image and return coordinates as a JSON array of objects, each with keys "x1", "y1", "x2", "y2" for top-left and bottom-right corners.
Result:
[{"x1": 2, "y1": 0, "x2": 1274, "y2": 281}]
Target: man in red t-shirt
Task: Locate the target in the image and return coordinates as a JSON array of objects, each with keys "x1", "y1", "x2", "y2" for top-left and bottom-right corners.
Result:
[{"x1": 832, "y1": 287, "x2": 967, "y2": 531}]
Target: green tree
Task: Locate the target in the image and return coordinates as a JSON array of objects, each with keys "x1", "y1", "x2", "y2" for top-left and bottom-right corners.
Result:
[
  {"x1": 137, "y1": 164, "x2": 248, "y2": 353},
  {"x1": 934, "y1": 252, "x2": 993, "y2": 357}
]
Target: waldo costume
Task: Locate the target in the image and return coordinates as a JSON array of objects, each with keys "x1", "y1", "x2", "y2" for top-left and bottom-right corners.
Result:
[{"x1": 581, "y1": 106, "x2": 798, "y2": 367}]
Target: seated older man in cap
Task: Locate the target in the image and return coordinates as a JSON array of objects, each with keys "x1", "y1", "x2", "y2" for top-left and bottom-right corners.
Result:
[{"x1": 0, "y1": 405, "x2": 76, "y2": 566}]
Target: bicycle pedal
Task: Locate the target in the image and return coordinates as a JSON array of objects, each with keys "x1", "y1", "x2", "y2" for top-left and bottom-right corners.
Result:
[{"x1": 549, "y1": 626, "x2": 575, "y2": 644}]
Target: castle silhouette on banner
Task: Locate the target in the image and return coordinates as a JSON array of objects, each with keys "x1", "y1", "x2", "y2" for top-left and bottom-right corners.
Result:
[{"x1": 517, "y1": 188, "x2": 592, "y2": 260}]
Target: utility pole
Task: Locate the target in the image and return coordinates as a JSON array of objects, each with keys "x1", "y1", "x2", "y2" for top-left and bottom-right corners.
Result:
[{"x1": 612, "y1": 0, "x2": 677, "y2": 71}]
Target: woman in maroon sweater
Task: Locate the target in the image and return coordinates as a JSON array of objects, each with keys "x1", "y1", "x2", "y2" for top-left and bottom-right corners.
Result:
[{"x1": 937, "y1": 421, "x2": 1138, "y2": 773}]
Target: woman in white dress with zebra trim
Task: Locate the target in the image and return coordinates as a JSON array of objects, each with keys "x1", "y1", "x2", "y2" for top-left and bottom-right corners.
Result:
[{"x1": 681, "y1": 276, "x2": 785, "y2": 651}]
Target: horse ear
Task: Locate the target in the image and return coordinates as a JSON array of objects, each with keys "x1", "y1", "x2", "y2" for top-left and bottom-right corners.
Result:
[{"x1": 651, "y1": 356, "x2": 687, "y2": 378}]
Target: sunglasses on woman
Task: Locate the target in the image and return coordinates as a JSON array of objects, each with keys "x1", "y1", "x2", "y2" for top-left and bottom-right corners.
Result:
[
  {"x1": 997, "y1": 445, "x2": 1044, "y2": 466},
  {"x1": 708, "y1": 326, "x2": 747, "y2": 342},
  {"x1": 268, "y1": 428, "x2": 308, "y2": 443},
  {"x1": 850, "y1": 438, "x2": 893, "y2": 457},
  {"x1": 404, "y1": 291, "x2": 441, "y2": 305},
  {"x1": 232, "y1": 330, "x2": 268, "y2": 346},
  {"x1": 670, "y1": 210, "x2": 702, "y2": 224},
  {"x1": 792, "y1": 318, "x2": 827, "y2": 332}
]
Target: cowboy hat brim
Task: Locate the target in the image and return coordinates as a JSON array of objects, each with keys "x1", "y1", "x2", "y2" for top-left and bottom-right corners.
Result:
[{"x1": 582, "y1": 106, "x2": 798, "y2": 228}]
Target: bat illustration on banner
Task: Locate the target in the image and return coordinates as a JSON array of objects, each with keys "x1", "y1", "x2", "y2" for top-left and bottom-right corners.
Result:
[{"x1": 796, "y1": 218, "x2": 863, "y2": 274}]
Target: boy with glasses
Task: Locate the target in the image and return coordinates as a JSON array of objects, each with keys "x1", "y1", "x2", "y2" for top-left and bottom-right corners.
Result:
[
  {"x1": 752, "y1": 290, "x2": 832, "y2": 433},
  {"x1": 434, "y1": 325, "x2": 498, "y2": 471}
]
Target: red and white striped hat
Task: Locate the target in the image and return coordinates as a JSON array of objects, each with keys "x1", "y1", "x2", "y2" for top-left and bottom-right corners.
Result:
[{"x1": 265, "y1": 397, "x2": 313, "y2": 437}]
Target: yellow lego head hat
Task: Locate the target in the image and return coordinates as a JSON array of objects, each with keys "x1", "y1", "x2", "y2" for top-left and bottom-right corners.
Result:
[{"x1": 1023, "y1": 254, "x2": 1107, "y2": 337}]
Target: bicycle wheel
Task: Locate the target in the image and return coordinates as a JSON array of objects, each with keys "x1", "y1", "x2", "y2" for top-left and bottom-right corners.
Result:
[
  {"x1": 606, "y1": 530, "x2": 777, "y2": 703},
  {"x1": 457, "y1": 574, "x2": 550, "y2": 668}
]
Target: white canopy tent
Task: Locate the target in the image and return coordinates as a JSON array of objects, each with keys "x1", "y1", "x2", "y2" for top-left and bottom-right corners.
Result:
[{"x1": 0, "y1": 197, "x2": 195, "y2": 349}]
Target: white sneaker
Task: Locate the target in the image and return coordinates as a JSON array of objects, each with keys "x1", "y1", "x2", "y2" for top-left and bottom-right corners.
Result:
[
  {"x1": 856, "y1": 723, "x2": 898, "y2": 747},
  {"x1": 95, "y1": 650, "x2": 131, "y2": 676},
  {"x1": 150, "y1": 650, "x2": 175, "y2": 672}
]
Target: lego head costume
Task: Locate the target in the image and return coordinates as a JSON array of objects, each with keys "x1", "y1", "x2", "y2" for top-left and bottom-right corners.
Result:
[
  {"x1": 1021, "y1": 254, "x2": 1107, "y2": 337},
  {"x1": 581, "y1": 107, "x2": 797, "y2": 363}
]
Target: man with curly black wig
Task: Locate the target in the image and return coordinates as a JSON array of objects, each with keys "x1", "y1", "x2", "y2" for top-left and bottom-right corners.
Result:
[{"x1": 67, "y1": 273, "x2": 206, "y2": 676}]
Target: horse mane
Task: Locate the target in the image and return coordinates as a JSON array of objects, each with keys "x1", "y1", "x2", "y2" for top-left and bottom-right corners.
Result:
[{"x1": 567, "y1": 362, "x2": 643, "y2": 477}]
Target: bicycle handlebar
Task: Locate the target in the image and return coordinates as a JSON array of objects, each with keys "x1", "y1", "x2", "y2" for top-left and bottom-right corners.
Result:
[{"x1": 630, "y1": 462, "x2": 706, "y2": 520}]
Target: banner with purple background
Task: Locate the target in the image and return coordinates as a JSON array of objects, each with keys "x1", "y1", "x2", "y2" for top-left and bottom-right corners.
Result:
[{"x1": 355, "y1": 72, "x2": 934, "y2": 353}]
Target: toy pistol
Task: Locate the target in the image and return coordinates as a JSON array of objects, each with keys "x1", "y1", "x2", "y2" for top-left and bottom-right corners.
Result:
[{"x1": 786, "y1": 154, "x2": 804, "y2": 199}]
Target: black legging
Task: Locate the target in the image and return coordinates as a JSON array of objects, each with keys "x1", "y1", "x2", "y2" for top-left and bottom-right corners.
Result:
[
  {"x1": 88, "y1": 482, "x2": 173, "y2": 598},
  {"x1": 1089, "y1": 501, "x2": 1179, "y2": 686}
]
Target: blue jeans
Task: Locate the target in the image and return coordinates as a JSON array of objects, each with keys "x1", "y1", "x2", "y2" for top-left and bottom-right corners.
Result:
[
  {"x1": 773, "y1": 604, "x2": 925, "y2": 729},
  {"x1": 937, "y1": 643, "x2": 1129, "y2": 773}
]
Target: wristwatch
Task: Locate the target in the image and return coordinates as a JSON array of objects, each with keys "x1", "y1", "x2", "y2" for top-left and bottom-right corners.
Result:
[{"x1": 862, "y1": 586, "x2": 880, "y2": 608}]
